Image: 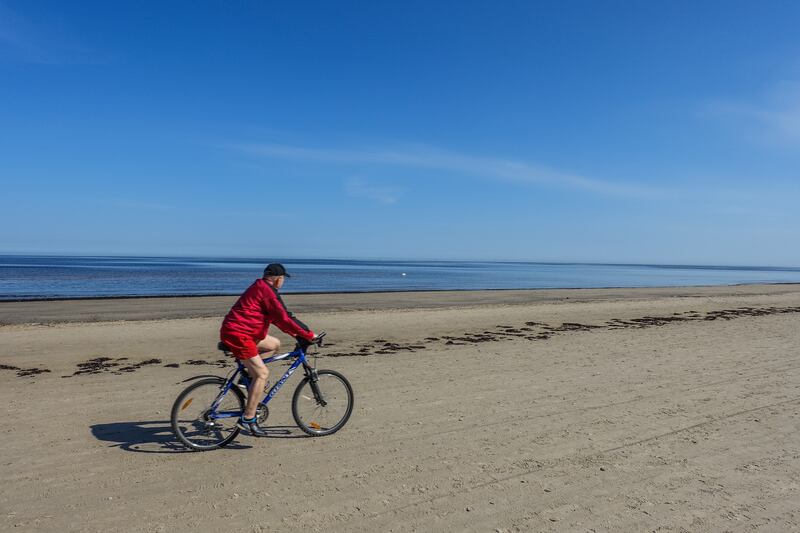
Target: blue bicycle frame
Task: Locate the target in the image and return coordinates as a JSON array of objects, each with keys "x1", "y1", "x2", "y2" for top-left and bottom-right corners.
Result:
[{"x1": 207, "y1": 347, "x2": 311, "y2": 420}]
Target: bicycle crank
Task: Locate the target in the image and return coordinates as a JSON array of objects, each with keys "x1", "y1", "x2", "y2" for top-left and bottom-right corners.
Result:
[{"x1": 256, "y1": 404, "x2": 270, "y2": 425}]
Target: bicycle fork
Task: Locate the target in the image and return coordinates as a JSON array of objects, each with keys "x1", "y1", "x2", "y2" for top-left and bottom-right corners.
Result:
[{"x1": 305, "y1": 366, "x2": 328, "y2": 407}]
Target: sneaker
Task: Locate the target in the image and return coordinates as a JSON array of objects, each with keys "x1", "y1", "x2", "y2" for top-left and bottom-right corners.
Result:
[{"x1": 237, "y1": 416, "x2": 268, "y2": 437}]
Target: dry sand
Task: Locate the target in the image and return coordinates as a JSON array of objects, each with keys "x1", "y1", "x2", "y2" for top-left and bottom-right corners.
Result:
[{"x1": 1, "y1": 284, "x2": 800, "y2": 532}]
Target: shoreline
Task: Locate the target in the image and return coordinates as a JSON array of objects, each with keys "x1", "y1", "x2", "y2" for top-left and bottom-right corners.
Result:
[
  {"x1": 2, "y1": 282, "x2": 800, "y2": 326},
  {"x1": 3, "y1": 280, "x2": 800, "y2": 303}
]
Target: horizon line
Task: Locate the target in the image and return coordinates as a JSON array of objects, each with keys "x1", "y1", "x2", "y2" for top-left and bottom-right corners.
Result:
[{"x1": 1, "y1": 251, "x2": 799, "y2": 271}]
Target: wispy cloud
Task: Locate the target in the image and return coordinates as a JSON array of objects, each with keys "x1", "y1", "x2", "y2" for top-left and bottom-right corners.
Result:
[
  {"x1": 706, "y1": 81, "x2": 800, "y2": 147},
  {"x1": 0, "y1": 3, "x2": 43, "y2": 62},
  {"x1": 232, "y1": 142, "x2": 661, "y2": 197},
  {"x1": 710, "y1": 204, "x2": 790, "y2": 220},
  {"x1": 344, "y1": 178, "x2": 402, "y2": 204},
  {"x1": 107, "y1": 199, "x2": 174, "y2": 212},
  {"x1": 0, "y1": 2, "x2": 105, "y2": 65}
]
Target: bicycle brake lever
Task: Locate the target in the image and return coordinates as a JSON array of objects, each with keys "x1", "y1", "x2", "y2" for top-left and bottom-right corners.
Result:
[{"x1": 315, "y1": 331, "x2": 327, "y2": 347}]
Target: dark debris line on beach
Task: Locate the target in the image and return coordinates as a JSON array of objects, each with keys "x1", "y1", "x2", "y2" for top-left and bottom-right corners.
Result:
[
  {"x1": 57, "y1": 356, "x2": 232, "y2": 378},
  {"x1": 59, "y1": 356, "x2": 165, "y2": 377},
  {"x1": 184, "y1": 358, "x2": 229, "y2": 367},
  {"x1": 0, "y1": 363, "x2": 51, "y2": 378},
  {"x1": 320, "y1": 305, "x2": 800, "y2": 358},
  {"x1": 7, "y1": 305, "x2": 800, "y2": 379}
]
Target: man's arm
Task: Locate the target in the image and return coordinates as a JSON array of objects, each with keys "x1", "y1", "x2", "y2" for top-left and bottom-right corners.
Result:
[{"x1": 262, "y1": 285, "x2": 315, "y2": 340}]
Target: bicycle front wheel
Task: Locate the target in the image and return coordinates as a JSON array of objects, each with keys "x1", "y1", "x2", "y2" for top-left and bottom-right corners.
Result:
[
  {"x1": 171, "y1": 377, "x2": 244, "y2": 451},
  {"x1": 292, "y1": 370, "x2": 354, "y2": 436}
]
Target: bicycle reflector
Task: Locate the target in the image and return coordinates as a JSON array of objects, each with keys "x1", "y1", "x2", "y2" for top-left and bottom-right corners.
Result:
[
  {"x1": 181, "y1": 398, "x2": 194, "y2": 411},
  {"x1": 309, "y1": 422, "x2": 321, "y2": 430}
]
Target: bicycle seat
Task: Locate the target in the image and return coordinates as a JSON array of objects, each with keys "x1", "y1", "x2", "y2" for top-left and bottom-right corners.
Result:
[{"x1": 217, "y1": 342, "x2": 232, "y2": 352}]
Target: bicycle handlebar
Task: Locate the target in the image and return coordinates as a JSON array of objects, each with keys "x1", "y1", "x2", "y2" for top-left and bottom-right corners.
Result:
[
  {"x1": 314, "y1": 331, "x2": 327, "y2": 347},
  {"x1": 296, "y1": 331, "x2": 326, "y2": 351}
]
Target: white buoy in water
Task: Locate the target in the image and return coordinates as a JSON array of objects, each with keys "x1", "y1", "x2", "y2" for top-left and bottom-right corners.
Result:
[{"x1": 401, "y1": 272, "x2": 407, "y2": 276}]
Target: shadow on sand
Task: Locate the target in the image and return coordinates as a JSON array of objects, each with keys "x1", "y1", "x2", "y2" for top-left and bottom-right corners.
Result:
[{"x1": 90, "y1": 421, "x2": 308, "y2": 453}]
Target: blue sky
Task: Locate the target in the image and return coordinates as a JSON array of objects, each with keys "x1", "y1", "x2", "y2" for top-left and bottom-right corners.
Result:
[{"x1": 2, "y1": 1, "x2": 799, "y2": 265}]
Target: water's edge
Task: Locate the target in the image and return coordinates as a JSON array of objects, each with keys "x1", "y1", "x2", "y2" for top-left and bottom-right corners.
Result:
[
  {"x1": 3, "y1": 281, "x2": 800, "y2": 303},
  {"x1": 4, "y1": 256, "x2": 800, "y2": 301}
]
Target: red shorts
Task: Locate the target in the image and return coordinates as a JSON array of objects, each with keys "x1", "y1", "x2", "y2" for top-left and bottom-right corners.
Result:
[{"x1": 220, "y1": 330, "x2": 261, "y2": 360}]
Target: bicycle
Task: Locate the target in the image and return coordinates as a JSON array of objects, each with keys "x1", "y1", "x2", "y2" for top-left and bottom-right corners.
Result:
[{"x1": 170, "y1": 332, "x2": 354, "y2": 451}]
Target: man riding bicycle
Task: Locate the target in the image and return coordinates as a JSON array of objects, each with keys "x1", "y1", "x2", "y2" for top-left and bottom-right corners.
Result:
[{"x1": 220, "y1": 263, "x2": 317, "y2": 437}]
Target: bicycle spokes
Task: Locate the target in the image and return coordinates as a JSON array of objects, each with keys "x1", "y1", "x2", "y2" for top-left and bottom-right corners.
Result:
[
  {"x1": 171, "y1": 378, "x2": 244, "y2": 451},
  {"x1": 292, "y1": 370, "x2": 353, "y2": 436}
]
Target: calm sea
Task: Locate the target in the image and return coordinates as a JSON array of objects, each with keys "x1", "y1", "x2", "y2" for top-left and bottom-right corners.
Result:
[{"x1": 1, "y1": 255, "x2": 799, "y2": 301}]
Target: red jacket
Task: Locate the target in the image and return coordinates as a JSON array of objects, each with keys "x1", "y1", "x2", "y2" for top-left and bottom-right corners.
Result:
[{"x1": 220, "y1": 279, "x2": 314, "y2": 341}]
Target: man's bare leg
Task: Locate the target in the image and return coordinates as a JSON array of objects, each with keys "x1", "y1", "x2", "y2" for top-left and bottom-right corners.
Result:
[
  {"x1": 240, "y1": 356, "x2": 269, "y2": 419},
  {"x1": 240, "y1": 336, "x2": 280, "y2": 420},
  {"x1": 257, "y1": 335, "x2": 281, "y2": 358}
]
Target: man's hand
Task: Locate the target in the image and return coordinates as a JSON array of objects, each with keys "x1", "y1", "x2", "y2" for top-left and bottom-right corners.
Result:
[{"x1": 296, "y1": 335, "x2": 315, "y2": 350}]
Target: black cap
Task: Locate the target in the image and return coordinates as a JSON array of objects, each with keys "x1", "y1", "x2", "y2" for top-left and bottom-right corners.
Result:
[{"x1": 263, "y1": 263, "x2": 291, "y2": 278}]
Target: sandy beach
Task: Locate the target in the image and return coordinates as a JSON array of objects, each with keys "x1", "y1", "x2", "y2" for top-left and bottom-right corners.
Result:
[{"x1": 2, "y1": 284, "x2": 800, "y2": 532}]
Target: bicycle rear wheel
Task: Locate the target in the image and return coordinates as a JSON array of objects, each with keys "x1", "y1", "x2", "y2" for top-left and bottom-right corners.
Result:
[
  {"x1": 171, "y1": 377, "x2": 244, "y2": 451},
  {"x1": 292, "y1": 369, "x2": 354, "y2": 436}
]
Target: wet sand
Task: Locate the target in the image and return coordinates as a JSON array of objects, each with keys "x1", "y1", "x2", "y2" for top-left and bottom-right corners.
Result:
[
  {"x1": 2, "y1": 283, "x2": 799, "y2": 325},
  {"x1": 1, "y1": 284, "x2": 799, "y2": 531}
]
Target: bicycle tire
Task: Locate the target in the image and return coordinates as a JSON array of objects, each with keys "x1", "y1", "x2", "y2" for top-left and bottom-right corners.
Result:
[
  {"x1": 292, "y1": 369, "x2": 354, "y2": 436},
  {"x1": 171, "y1": 377, "x2": 244, "y2": 451}
]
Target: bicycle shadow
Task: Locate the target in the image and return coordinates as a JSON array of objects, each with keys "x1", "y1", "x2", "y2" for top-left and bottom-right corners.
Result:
[
  {"x1": 257, "y1": 425, "x2": 310, "y2": 439},
  {"x1": 90, "y1": 420, "x2": 252, "y2": 453},
  {"x1": 90, "y1": 421, "x2": 308, "y2": 452}
]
